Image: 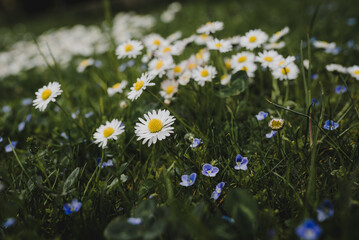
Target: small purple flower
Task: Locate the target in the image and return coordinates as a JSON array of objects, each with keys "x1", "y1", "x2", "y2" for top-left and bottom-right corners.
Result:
[
  {"x1": 265, "y1": 130, "x2": 277, "y2": 138},
  {"x1": 311, "y1": 74, "x2": 318, "y2": 80},
  {"x1": 202, "y1": 164, "x2": 219, "y2": 177},
  {"x1": 128, "y1": 217, "x2": 142, "y2": 225},
  {"x1": 18, "y1": 121, "x2": 26, "y2": 132},
  {"x1": 2, "y1": 105, "x2": 11, "y2": 113},
  {"x1": 234, "y1": 154, "x2": 248, "y2": 170},
  {"x1": 2, "y1": 218, "x2": 15, "y2": 228},
  {"x1": 190, "y1": 138, "x2": 203, "y2": 148},
  {"x1": 316, "y1": 199, "x2": 334, "y2": 222},
  {"x1": 311, "y1": 98, "x2": 319, "y2": 106},
  {"x1": 96, "y1": 158, "x2": 114, "y2": 168},
  {"x1": 63, "y1": 199, "x2": 82, "y2": 215},
  {"x1": 323, "y1": 120, "x2": 339, "y2": 130},
  {"x1": 21, "y1": 98, "x2": 32, "y2": 106},
  {"x1": 211, "y1": 182, "x2": 225, "y2": 200},
  {"x1": 335, "y1": 85, "x2": 347, "y2": 94},
  {"x1": 180, "y1": 173, "x2": 197, "y2": 187},
  {"x1": 0, "y1": 136, "x2": 3, "y2": 143},
  {"x1": 127, "y1": 60, "x2": 135, "y2": 67},
  {"x1": 296, "y1": 219, "x2": 322, "y2": 240},
  {"x1": 61, "y1": 132, "x2": 69, "y2": 139},
  {"x1": 255, "y1": 111, "x2": 268, "y2": 121},
  {"x1": 25, "y1": 114, "x2": 32, "y2": 122},
  {"x1": 5, "y1": 141, "x2": 17, "y2": 153},
  {"x1": 85, "y1": 111, "x2": 94, "y2": 118}
]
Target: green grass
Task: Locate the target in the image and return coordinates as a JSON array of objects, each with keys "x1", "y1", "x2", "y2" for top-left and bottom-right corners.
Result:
[{"x1": 0, "y1": 0, "x2": 359, "y2": 239}]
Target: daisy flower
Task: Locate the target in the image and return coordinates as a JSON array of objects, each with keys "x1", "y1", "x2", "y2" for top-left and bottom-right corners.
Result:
[
  {"x1": 269, "y1": 118, "x2": 285, "y2": 130},
  {"x1": 225, "y1": 58, "x2": 232, "y2": 69},
  {"x1": 269, "y1": 26, "x2": 289, "y2": 43},
  {"x1": 33, "y1": 82, "x2": 63, "y2": 111},
  {"x1": 264, "y1": 41, "x2": 286, "y2": 50},
  {"x1": 185, "y1": 55, "x2": 199, "y2": 72},
  {"x1": 107, "y1": 80, "x2": 128, "y2": 96},
  {"x1": 167, "y1": 61, "x2": 186, "y2": 78},
  {"x1": 156, "y1": 44, "x2": 179, "y2": 57},
  {"x1": 220, "y1": 74, "x2": 231, "y2": 85},
  {"x1": 194, "y1": 49, "x2": 210, "y2": 65},
  {"x1": 233, "y1": 61, "x2": 257, "y2": 78},
  {"x1": 256, "y1": 50, "x2": 282, "y2": 68},
  {"x1": 325, "y1": 64, "x2": 347, "y2": 74},
  {"x1": 313, "y1": 40, "x2": 336, "y2": 53},
  {"x1": 160, "y1": 79, "x2": 179, "y2": 99},
  {"x1": 116, "y1": 40, "x2": 143, "y2": 59},
  {"x1": 240, "y1": 29, "x2": 268, "y2": 50},
  {"x1": 178, "y1": 71, "x2": 192, "y2": 85},
  {"x1": 207, "y1": 38, "x2": 232, "y2": 53},
  {"x1": 271, "y1": 57, "x2": 299, "y2": 80},
  {"x1": 128, "y1": 72, "x2": 155, "y2": 101},
  {"x1": 194, "y1": 34, "x2": 213, "y2": 45},
  {"x1": 143, "y1": 33, "x2": 165, "y2": 52},
  {"x1": 193, "y1": 65, "x2": 217, "y2": 86},
  {"x1": 148, "y1": 57, "x2": 174, "y2": 77},
  {"x1": 135, "y1": 109, "x2": 175, "y2": 147},
  {"x1": 77, "y1": 58, "x2": 94, "y2": 72},
  {"x1": 230, "y1": 51, "x2": 256, "y2": 70},
  {"x1": 347, "y1": 65, "x2": 359, "y2": 80},
  {"x1": 93, "y1": 119, "x2": 125, "y2": 149},
  {"x1": 196, "y1": 21, "x2": 224, "y2": 35}
]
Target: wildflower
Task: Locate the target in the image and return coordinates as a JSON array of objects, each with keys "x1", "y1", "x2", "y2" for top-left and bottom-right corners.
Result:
[
  {"x1": 26, "y1": 114, "x2": 32, "y2": 122},
  {"x1": 2, "y1": 106, "x2": 11, "y2": 113},
  {"x1": 116, "y1": 40, "x2": 143, "y2": 59},
  {"x1": 256, "y1": 50, "x2": 282, "y2": 68},
  {"x1": 93, "y1": 119, "x2": 125, "y2": 149},
  {"x1": 178, "y1": 71, "x2": 192, "y2": 85},
  {"x1": 84, "y1": 111, "x2": 94, "y2": 118},
  {"x1": 63, "y1": 199, "x2": 82, "y2": 215},
  {"x1": 265, "y1": 130, "x2": 277, "y2": 138},
  {"x1": 196, "y1": 21, "x2": 224, "y2": 35},
  {"x1": 303, "y1": 59, "x2": 310, "y2": 69},
  {"x1": 347, "y1": 65, "x2": 359, "y2": 80},
  {"x1": 120, "y1": 100, "x2": 128, "y2": 109},
  {"x1": 296, "y1": 219, "x2": 322, "y2": 240},
  {"x1": 323, "y1": 120, "x2": 339, "y2": 130},
  {"x1": 271, "y1": 57, "x2": 299, "y2": 80},
  {"x1": 5, "y1": 141, "x2": 17, "y2": 153},
  {"x1": 269, "y1": 118, "x2": 285, "y2": 130},
  {"x1": 194, "y1": 49, "x2": 210, "y2": 65},
  {"x1": 96, "y1": 158, "x2": 114, "y2": 168},
  {"x1": 207, "y1": 38, "x2": 232, "y2": 53},
  {"x1": 0, "y1": 136, "x2": 3, "y2": 142},
  {"x1": 255, "y1": 111, "x2": 268, "y2": 121},
  {"x1": 156, "y1": 44, "x2": 179, "y2": 57},
  {"x1": 313, "y1": 40, "x2": 336, "y2": 53},
  {"x1": 134, "y1": 109, "x2": 175, "y2": 147},
  {"x1": 21, "y1": 98, "x2": 32, "y2": 106},
  {"x1": 193, "y1": 65, "x2": 217, "y2": 86},
  {"x1": 148, "y1": 57, "x2": 174, "y2": 77},
  {"x1": 220, "y1": 74, "x2": 231, "y2": 85},
  {"x1": 180, "y1": 173, "x2": 197, "y2": 187},
  {"x1": 61, "y1": 132, "x2": 68, "y2": 139},
  {"x1": 77, "y1": 58, "x2": 95, "y2": 72},
  {"x1": 264, "y1": 41, "x2": 286, "y2": 50},
  {"x1": 194, "y1": 33, "x2": 213, "y2": 45},
  {"x1": 128, "y1": 217, "x2": 142, "y2": 225},
  {"x1": 311, "y1": 98, "x2": 319, "y2": 106},
  {"x1": 33, "y1": 82, "x2": 63, "y2": 111},
  {"x1": 326, "y1": 64, "x2": 347, "y2": 74},
  {"x1": 107, "y1": 80, "x2": 128, "y2": 96},
  {"x1": 334, "y1": 85, "x2": 347, "y2": 94},
  {"x1": 233, "y1": 61, "x2": 257, "y2": 78},
  {"x1": 128, "y1": 72, "x2": 155, "y2": 101},
  {"x1": 316, "y1": 199, "x2": 334, "y2": 222},
  {"x1": 240, "y1": 29, "x2": 268, "y2": 50},
  {"x1": 159, "y1": 79, "x2": 179, "y2": 99},
  {"x1": 222, "y1": 215, "x2": 235, "y2": 224},
  {"x1": 2, "y1": 218, "x2": 15, "y2": 228},
  {"x1": 211, "y1": 182, "x2": 225, "y2": 200},
  {"x1": 234, "y1": 154, "x2": 248, "y2": 170},
  {"x1": 202, "y1": 163, "x2": 219, "y2": 177},
  {"x1": 230, "y1": 52, "x2": 255, "y2": 70},
  {"x1": 190, "y1": 138, "x2": 203, "y2": 148},
  {"x1": 167, "y1": 61, "x2": 186, "y2": 78},
  {"x1": 143, "y1": 33, "x2": 165, "y2": 52},
  {"x1": 18, "y1": 121, "x2": 25, "y2": 132},
  {"x1": 269, "y1": 26, "x2": 289, "y2": 43}
]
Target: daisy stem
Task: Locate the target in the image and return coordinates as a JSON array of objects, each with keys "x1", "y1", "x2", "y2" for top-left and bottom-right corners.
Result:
[
  {"x1": 95, "y1": 149, "x2": 105, "y2": 183},
  {"x1": 146, "y1": 90, "x2": 200, "y2": 135}
]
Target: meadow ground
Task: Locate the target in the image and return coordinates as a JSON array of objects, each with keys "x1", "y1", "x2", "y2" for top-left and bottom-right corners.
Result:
[{"x1": 0, "y1": 0, "x2": 359, "y2": 239}]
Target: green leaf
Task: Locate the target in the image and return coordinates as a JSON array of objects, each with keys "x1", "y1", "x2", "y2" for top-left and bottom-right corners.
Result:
[
  {"x1": 216, "y1": 71, "x2": 249, "y2": 98},
  {"x1": 62, "y1": 167, "x2": 80, "y2": 195}
]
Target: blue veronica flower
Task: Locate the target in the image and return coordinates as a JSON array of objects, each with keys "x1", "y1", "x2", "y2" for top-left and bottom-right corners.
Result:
[
  {"x1": 71, "y1": 113, "x2": 77, "y2": 119},
  {"x1": 311, "y1": 98, "x2": 319, "y2": 106},
  {"x1": 2, "y1": 218, "x2": 15, "y2": 228},
  {"x1": 2, "y1": 105, "x2": 11, "y2": 113},
  {"x1": 127, "y1": 217, "x2": 142, "y2": 225},
  {"x1": 335, "y1": 85, "x2": 347, "y2": 94},
  {"x1": 25, "y1": 114, "x2": 32, "y2": 122},
  {"x1": 61, "y1": 132, "x2": 69, "y2": 139},
  {"x1": 316, "y1": 199, "x2": 334, "y2": 222},
  {"x1": 347, "y1": 40, "x2": 355, "y2": 48},
  {"x1": 180, "y1": 173, "x2": 197, "y2": 187},
  {"x1": 296, "y1": 219, "x2": 322, "y2": 240},
  {"x1": 323, "y1": 120, "x2": 339, "y2": 130},
  {"x1": 21, "y1": 98, "x2": 32, "y2": 106},
  {"x1": 127, "y1": 60, "x2": 135, "y2": 67},
  {"x1": 0, "y1": 136, "x2": 3, "y2": 143},
  {"x1": 265, "y1": 130, "x2": 277, "y2": 138},
  {"x1": 255, "y1": 111, "x2": 268, "y2": 121},
  {"x1": 96, "y1": 158, "x2": 114, "y2": 168},
  {"x1": 85, "y1": 111, "x2": 94, "y2": 118},
  {"x1": 222, "y1": 215, "x2": 235, "y2": 224},
  {"x1": 211, "y1": 182, "x2": 225, "y2": 200},
  {"x1": 94, "y1": 60, "x2": 102, "y2": 68},
  {"x1": 18, "y1": 121, "x2": 26, "y2": 132},
  {"x1": 202, "y1": 164, "x2": 219, "y2": 177},
  {"x1": 119, "y1": 63, "x2": 127, "y2": 72},
  {"x1": 63, "y1": 199, "x2": 82, "y2": 215},
  {"x1": 190, "y1": 138, "x2": 203, "y2": 148},
  {"x1": 5, "y1": 141, "x2": 17, "y2": 153},
  {"x1": 311, "y1": 74, "x2": 318, "y2": 80},
  {"x1": 234, "y1": 154, "x2": 248, "y2": 170}
]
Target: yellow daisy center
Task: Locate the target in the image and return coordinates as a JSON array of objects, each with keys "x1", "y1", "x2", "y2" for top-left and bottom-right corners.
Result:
[
  {"x1": 162, "y1": 47, "x2": 171, "y2": 53},
  {"x1": 200, "y1": 34, "x2": 208, "y2": 39},
  {"x1": 80, "y1": 59, "x2": 89, "y2": 67},
  {"x1": 153, "y1": 39, "x2": 161, "y2": 46},
  {"x1": 125, "y1": 44, "x2": 133, "y2": 52},
  {"x1": 201, "y1": 69, "x2": 209, "y2": 77},
  {"x1": 156, "y1": 60, "x2": 163, "y2": 70},
  {"x1": 103, "y1": 127, "x2": 114, "y2": 138},
  {"x1": 173, "y1": 66, "x2": 182, "y2": 73},
  {"x1": 242, "y1": 66, "x2": 248, "y2": 72},
  {"x1": 166, "y1": 86, "x2": 175, "y2": 95},
  {"x1": 188, "y1": 63, "x2": 197, "y2": 70},
  {"x1": 134, "y1": 80, "x2": 144, "y2": 91},
  {"x1": 215, "y1": 42, "x2": 222, "y2": 48},
  {"x1": 225, "y1": 59, "x2": 231, "y2": 69},
  {"x1": 112, "y1": 83, "x2": 121, "y2": 89},
  {"x1": 249, "y1": 36, "x2": 257, "y2": 42},
  {"x1": 221, "y1": 75, "x2": 227, "y2": 81},
  {"x1": 278, "y1": 60, "x2": 284, "y2": 66},
  {"x1": 275, "y1": 31, "x2": 280, "y2": 36},
  {"x1": 41, "y1": 89, "x2": 52, "y2": 100},
  {"x1": 195, "y1": 53, "x2": 203, "y2": 60},
  {"x1": 264, "y1": 56, "x2": 273, "y2": 62},
  {"x1": 354, "y1": 70, "x2": 359, "y2": 75},
  {"x1": 148, "y1": 119, "x2": 163, "y2": 133},
  {"x1": 270, "y1": 119, "x2": 284, "y2": 130},
  {"x1": 238, "y1": 56, "x2": 246, "y2": 63},
  {"x1": 281, "y1": 67, "x2": 290, "y2": 75}
]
